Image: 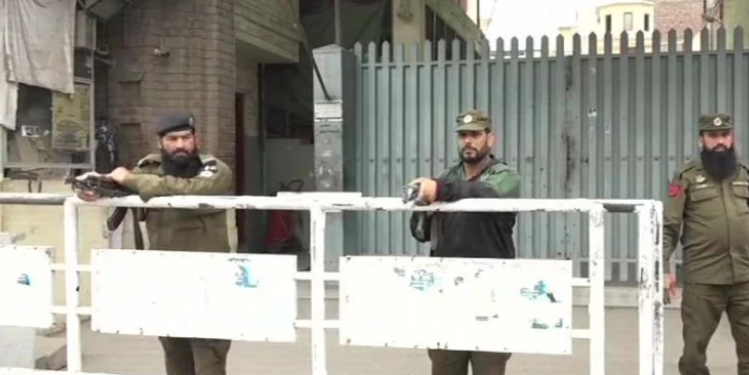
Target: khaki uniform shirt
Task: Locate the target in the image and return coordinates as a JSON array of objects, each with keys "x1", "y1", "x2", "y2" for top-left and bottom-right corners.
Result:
[
  {"x1": 663, "y1": 159, "x2": 749, "y2": 285},
  {"x1": 120, "y1": 153, "x2": 233, "y2": 253}
]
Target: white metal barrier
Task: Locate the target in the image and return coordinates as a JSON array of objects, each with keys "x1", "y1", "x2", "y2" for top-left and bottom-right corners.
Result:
[{"x1": 0, "y1": 194, "x2": 664, "y2": 375}]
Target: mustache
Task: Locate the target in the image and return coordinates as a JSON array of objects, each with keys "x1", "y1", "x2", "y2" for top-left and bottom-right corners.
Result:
[{"x1": 171, "y1": 148, "x2": 189, "y2": 155}]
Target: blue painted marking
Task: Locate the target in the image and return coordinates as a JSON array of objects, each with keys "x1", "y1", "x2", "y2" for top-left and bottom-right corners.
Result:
[
  {"x1": 235, "y1": 265, "x2": 259, "y2": 288},
  {"x1": 409, "y1": 269, "x2": 435, "y2": 291},
  {"x1": 17, "y1": 273, "x2": 30, "y2": 286}
]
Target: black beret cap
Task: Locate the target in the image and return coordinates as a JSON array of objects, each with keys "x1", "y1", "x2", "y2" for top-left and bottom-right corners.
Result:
[{"x1": 156, "y1": 111, "x2": 196, "y2": 136}]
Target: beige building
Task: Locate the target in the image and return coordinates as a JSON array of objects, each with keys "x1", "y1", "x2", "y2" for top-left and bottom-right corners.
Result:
[
  {"x1": 724, "y1": 0, "x2": 749, "y2": 46},
  {"x1": 393, "y1": 0, "x2": 484, "y2": 58},
  {"x1": 558, "y1": 0, "x2": 655, "y2": 55}
]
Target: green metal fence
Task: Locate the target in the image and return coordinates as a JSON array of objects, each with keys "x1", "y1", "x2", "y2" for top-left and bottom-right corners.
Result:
[{"x1": 351, "y1": 28, "x2": 749, "y2": 283}]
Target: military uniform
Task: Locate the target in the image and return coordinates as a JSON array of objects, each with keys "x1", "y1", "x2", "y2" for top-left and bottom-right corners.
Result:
[
  {"x1": 410, "y1": 110, "x2": 520, "y2": 375},
  {"x1": 663, "y1": 114, "x2": 749, "y2": 375},
  {"x1": 120, "y1": 111, "x2": 234, "y2": 375}
]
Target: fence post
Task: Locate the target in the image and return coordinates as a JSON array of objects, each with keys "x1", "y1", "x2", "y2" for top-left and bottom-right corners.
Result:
[
  {"x1": 638, "y1": 202, "x2": 664, "y2": 375},
  {"x1": 588, "y1": 204, "x2": 606, "y2": 375},
  {"x1": 312, "y1": 45, "x2": 358, "y2": 266},
  {"x1": 63, "y1": 198, "x2": 82, "y2": 372},
  {"x1": 310, "y1": 207, "x2": 328, "y2": 375}
]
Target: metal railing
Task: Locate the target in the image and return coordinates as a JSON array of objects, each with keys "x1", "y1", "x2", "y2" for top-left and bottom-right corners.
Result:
[{"x1": 0, "y1": 194, "x2": 664, "y2": 375}]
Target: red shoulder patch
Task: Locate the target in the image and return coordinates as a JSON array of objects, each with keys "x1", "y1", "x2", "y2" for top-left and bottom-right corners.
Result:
[{"x1": 667, "y1": 181, "x2": 683, "y2": 198}]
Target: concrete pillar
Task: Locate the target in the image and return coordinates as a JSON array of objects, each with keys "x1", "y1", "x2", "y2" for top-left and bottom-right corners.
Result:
[{"x1": 312, "y1": 45, "x2": 358, "y2": 272}]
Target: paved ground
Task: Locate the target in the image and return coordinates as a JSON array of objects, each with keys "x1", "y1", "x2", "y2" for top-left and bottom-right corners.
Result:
[{"x1": 70, "y1": 300, "x2": 742, "y2": 375}]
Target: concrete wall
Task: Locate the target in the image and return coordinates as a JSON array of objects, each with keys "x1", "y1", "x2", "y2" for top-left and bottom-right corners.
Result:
[
  {"x1": 392, "y1": 0, "x2": 482, "y2": 61},
  {"x1": 235, "y1": 0, "x2": 300, "y2": 63},
  {"x1": 724, "y1": 0, "x2": 749, "y2": 46},
  {"x1": 392, "y1": 0, "x2": 484, "y2": 44}
]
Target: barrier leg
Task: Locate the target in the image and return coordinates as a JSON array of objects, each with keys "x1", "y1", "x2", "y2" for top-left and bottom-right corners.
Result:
[
  {"x1": 64, "y1": 199, "x2": 82, "y2": 372},
  {"x1": 588, "y1": 204, "x2": 606, "y2": 375},
  {"x1": 638, "y1": 202, "x2": 664, "y2": 375},
  {"x1": 654, "y1": 202, "x2": 665, "y2": 375},
  {"x1": 310, "y1": 207, "x2": 327, "y2": 375}
]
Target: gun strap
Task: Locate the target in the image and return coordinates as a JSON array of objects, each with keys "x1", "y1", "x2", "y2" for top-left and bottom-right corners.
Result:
[{"x1": 131, "y1": 208, "x2": 144, "y2": 250}]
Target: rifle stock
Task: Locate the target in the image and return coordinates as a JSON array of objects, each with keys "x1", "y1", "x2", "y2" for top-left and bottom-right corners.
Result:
[{"x1": 106, "y1": 207, "x2": 145, "y2": 250}]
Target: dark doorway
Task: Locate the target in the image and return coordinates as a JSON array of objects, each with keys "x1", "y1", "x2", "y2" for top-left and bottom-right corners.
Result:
[{"x1": 234, "y1": 92, "x2": 247, "y2": 251}]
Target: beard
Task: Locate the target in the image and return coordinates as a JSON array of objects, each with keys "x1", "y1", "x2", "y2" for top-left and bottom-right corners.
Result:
[
  {"x1": 700, "y1": 145, "x2": 737, "y2": 181},
  {"x1": 161, "y1": 147, "x2": 202, "y2": 178},
  {"x1": 459, "y1": 145, "x2": 490, "y2": 164}
]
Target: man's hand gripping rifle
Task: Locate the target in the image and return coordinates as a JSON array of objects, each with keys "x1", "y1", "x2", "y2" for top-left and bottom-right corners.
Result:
[
  {"x1": 403, "y1": 181, "x2": 430, "y2": 241},
  {"x1": 65, "y1": 173, "x2": 145, "y2": 250}
]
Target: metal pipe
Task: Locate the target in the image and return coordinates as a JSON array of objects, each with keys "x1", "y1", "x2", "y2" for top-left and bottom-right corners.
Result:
[
  {"x1": 310, "y1": 208, "x2": 328, "y2": 375},
  {"x1": 334, "y1": 0, "x2": 342, "y2": 46},
  {"x1": 654, "y1": 201, "x2": 665, "y2": 375},
  {"x1": 587, "y1": 204, "x2": 606, "y2": 375},
  {"x1": 637, "y1": 204, "x2": 655, "y2": 375},
  {"x1": 73, "y1": 195, "x2": 609, "y2": 213},
  {"x1": 0, "y1": 193, "x2": 657, "y2": 213},
  {"x1": 0, "y1": 193, "x2": 70, "y2": 205},
  {"x1": 63, "y1": 199, "x2": 83, "y2": 372}
]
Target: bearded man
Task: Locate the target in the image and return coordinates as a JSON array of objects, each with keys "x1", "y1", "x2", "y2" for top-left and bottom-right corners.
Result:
[
  {"x1": 663, "y1": 113, "x2": 749, "y2": 375},
  {"x1": 75, "y1": 111, "x2": 234, "y2": 375},
  {"x1": 407, "y1": 109, "x2": 521, "y2": 375}
]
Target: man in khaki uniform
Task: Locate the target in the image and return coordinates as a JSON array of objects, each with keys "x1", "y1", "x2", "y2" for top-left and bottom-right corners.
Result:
[
  {"x1": 76, "y1": 111, "x2": 234, "y2": 375},
  {"x1": 663, "y1": 113, "x2": 749, "y2": 375}
]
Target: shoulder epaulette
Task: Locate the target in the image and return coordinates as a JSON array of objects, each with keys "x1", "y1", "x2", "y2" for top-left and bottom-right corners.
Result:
[
  {"x1": 669, "y1": 160, "x2": 698, "y2": 181},
  {"x1": 137, "y1": 154, "x2": 161, "y2": 168},
  {"x1": 198, "y1": 154, "x2": 221, "y2": 166},
  {"x1": 486, "y1": 160, "x2": 515, "y2": 175}
]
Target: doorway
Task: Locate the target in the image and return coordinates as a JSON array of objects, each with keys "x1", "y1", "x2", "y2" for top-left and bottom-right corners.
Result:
[{"x1": 234, "y1": 92, "x2": 247, "y2": 251}]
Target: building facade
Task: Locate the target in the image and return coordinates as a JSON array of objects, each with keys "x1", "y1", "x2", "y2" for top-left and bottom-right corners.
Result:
[
  {"x1": 0, "y1": 0, "x2": 482, "y2": 318},
  {"x1": 558, "y1": 0, "x2": 655, "y2": 54},
  {"x1": 724, "y1": 0, "x2": 749, "y2": 45}
]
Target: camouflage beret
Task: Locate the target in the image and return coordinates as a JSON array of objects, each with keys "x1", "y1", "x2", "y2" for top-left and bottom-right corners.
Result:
[
  {"x1": 456, "y1": 109, "x2": 491, "y2": 132},
  {"x1": 698, "y1": 113, "x2": 733, "y2": 132}
]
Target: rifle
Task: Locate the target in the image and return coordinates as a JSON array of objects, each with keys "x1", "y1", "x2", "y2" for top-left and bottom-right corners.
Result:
[{"x1": 65, "y1": 174, "x2": 145, "y2": 250}]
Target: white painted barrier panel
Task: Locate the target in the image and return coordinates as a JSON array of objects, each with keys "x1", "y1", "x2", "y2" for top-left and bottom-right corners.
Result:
[
  {"x1": 91, "y1": 250, "x2": 298, "y2": 342},
  {"x1": 0, "y1": 246, "x2": 54, "y2": 328},
  {"x1": 339, "y1": 256, "x2": 574, "y2": 355}
]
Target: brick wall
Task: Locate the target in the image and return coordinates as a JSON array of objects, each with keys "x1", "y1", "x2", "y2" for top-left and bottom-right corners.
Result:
[
  {"x1": 103, "y1": 0, "x2": 237, "y2": 168},
  {"x1": 654, "y1": 0, "x2": 704, "y2": 34}
]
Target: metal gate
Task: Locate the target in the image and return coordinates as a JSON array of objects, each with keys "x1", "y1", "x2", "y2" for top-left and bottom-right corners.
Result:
[{"x1": 351, "y1": 27, "x2": 749, "y2": 282}]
